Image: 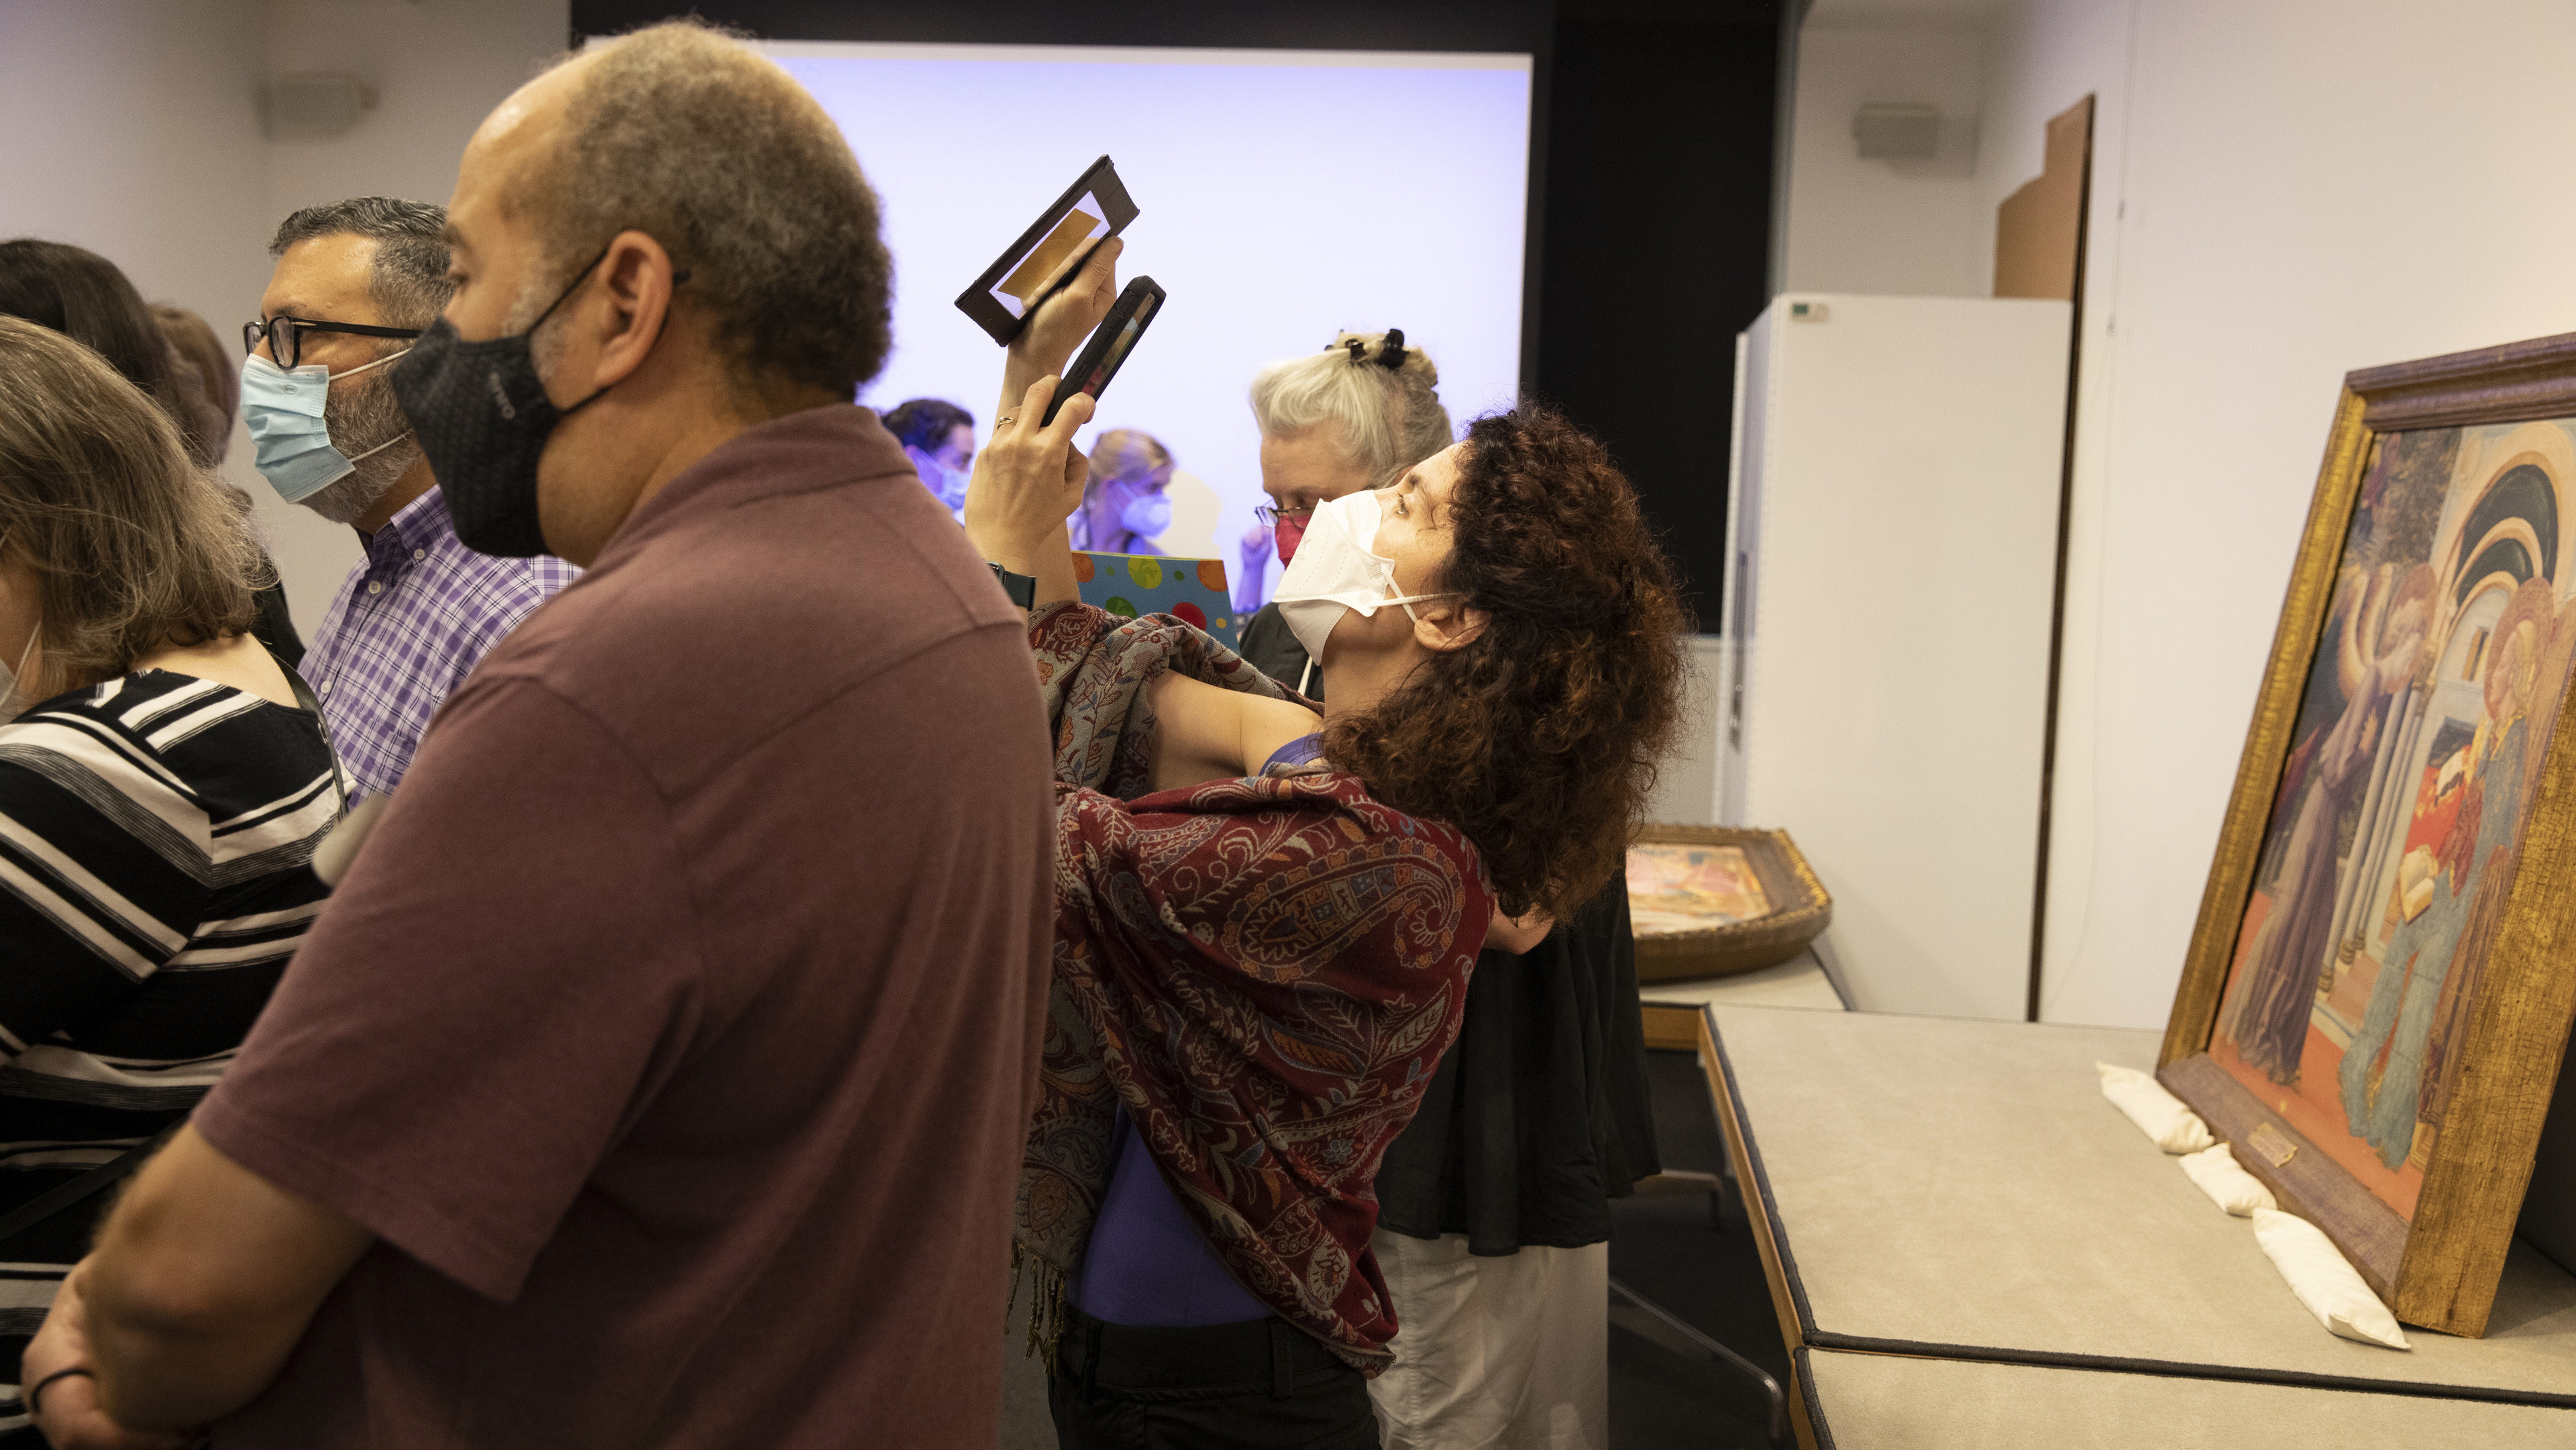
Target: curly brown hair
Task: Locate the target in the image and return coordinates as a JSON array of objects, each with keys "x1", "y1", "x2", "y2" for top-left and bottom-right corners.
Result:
[{"x1": 1322, "y1": 404, "x2": 1688, "y2": 917}]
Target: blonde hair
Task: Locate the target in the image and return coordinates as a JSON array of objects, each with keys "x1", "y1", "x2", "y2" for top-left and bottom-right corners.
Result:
[
  {"x1": 1071, "y1": 429, "x2": 1174, "y2": 549},
  {"x1": 1085, "y1": 429, "x2": 1172, "y2": 492},
  {"x1": 0, "y1": 317, "x2": 266, "y2": 696},
  {"x1": 1248, "y1": 330, "x2": 1453, "y2": 487}
]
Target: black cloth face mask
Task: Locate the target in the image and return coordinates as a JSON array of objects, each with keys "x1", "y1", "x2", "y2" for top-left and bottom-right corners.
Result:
[{"x1": 390, "y1": 246, "x2": 680, "y2": 557}]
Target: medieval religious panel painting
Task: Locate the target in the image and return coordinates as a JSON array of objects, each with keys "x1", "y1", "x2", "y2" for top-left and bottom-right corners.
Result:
[
  {"x1": 1627, "y1": 843, "x2": 1772, "y2": 936},
  {"x1": 2212, "y1": 420, "x2": 2576, "y2": 1223},
  {"x1": 2162, "y1": 335, "x2": 2576, "y2": 1338}
]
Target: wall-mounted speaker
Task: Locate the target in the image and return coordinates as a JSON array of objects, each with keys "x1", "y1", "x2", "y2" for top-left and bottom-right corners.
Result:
[
  {"x1": 1852, "y1": 103, "x2": 1939, "y2": 160},
  {"x1": 263, "y1": 72, "x2": 378, "y2": 141}
]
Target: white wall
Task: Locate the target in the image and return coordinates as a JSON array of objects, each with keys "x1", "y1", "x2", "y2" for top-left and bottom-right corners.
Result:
[
  {"x1": 1780, "y1": 24, "x2": 1989, "y2": 297},
  {"x1": 1966, "y1": 0, "x2": 2138, "y2": 1028},
  {"x1": 0, "y1": 0, "x2": 568, "y2": 634},
  {"x1": 0, "y1": 0, "x2": 276, "y2": 604},
  {"x1": 0, "y1": 1, "x2": 269, "y2": 321},
  {"x1": 1802, "y1": 0, "x2": 2576, "y2": 1028}
]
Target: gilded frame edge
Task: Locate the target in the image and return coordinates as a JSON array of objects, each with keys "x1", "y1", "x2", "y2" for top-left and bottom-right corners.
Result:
[
  {"x1": 2158, "y1": 386, "x2": 2372, "y2": 1067},
  {"x1": 2391, "y1": 691, "x2": 2576, "y2": 1330},
  {"x1": 2159, "y1": 329, "x2": 2576, "y2": 1337}
]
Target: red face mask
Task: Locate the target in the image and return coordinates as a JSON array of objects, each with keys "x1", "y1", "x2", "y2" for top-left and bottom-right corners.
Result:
[{"x1": 1274, "y1": 510, "x2": 1310, "y2": 564}]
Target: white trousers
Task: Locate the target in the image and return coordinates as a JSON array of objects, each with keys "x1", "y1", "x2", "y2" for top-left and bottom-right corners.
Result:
[{"x1": 1366, "y1": 1230, "x2": 1609, "y2": 1450}]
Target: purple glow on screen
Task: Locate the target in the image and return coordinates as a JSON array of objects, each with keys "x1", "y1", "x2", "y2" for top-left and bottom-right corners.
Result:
[{"x1": 769, "y1": 44, "x2": 1530, "y2": 579}]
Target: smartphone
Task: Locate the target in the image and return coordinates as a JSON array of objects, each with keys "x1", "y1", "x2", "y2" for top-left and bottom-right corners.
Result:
[
  {"x1": 1042, "y1": 277, "x2": 1165, "y2": 426},
  {"x1": 955, "y1": 156, "x2": 1140, "y2": 345}
]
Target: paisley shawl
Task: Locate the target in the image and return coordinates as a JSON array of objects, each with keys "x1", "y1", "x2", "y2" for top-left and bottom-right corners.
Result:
[{"x1": 1014, "y1": 602, "x2": 1491, "y2": 1373}]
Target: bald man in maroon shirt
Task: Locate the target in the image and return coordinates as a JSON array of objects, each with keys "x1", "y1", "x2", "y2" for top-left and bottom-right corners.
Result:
[{"x1": 24, "y1": 21, "x2": 1054, "y2": 1450}]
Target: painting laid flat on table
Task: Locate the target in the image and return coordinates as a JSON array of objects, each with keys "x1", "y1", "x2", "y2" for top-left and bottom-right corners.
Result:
[
  {"x1": 1074, "y1": 552, "x2": 1242, "y2": 651},
  {"x1": 2160, "y1": 332, "x2": 2576, "y2": 1337},
  {"x1": 1629, "y1": 841, "x2": 1771, "y2": 934},
  {"x1": 1626, "y1": 824, "x2": 1829, "y2": 981}
]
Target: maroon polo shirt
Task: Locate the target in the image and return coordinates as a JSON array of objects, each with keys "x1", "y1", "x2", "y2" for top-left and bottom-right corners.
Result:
[{"x1": 196, "y1": 404, "x2": 1055, "y2": 1448}]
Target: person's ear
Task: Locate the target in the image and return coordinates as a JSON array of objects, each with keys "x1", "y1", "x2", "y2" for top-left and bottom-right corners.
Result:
[
  {"x1": 587, "y1": 229, "x2": 680, "y2": 394},
  {"x1": 1413, "y1": 599, "x2": 1489, "y2": 653}
]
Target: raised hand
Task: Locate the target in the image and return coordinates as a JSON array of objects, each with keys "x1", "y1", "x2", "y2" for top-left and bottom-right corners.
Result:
[
  {"x1": 963, "y1": 375, "x2": 1097, "y2": 608},
  {"x1": 1236, "y1": 523, "x2": 1273, "y2": 612},
  {"x1": 1010, "y1": 237, "x2": 1124, "y2": 380}
]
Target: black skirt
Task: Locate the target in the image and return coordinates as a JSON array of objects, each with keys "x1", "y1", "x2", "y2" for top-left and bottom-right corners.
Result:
[{"x1": 1371, "y1": 884, "x2": 1662, "y2": 1255}]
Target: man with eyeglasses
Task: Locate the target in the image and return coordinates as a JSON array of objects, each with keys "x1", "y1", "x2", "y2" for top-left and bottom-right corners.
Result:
[{"x1": 244, "y1": 197, "x2": 576, "y2": 799}]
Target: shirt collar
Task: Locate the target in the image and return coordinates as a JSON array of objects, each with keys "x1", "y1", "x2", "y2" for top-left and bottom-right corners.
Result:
[
  {"x1": 364, "y1": 486, "x2": 455, "y2": 565},
  {"x1": 586, "y1": 405, "x2": 912, "y2": 577}
]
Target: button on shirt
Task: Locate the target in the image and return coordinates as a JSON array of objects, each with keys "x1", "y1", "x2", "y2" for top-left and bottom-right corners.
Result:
[{"x1": 298, "y1": 487, "x2": 578, "y2": 799}]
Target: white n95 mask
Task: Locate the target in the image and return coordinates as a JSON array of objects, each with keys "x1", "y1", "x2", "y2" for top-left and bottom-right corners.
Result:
[{"x1": 1270, "y1": 488, "x2": 1454, "y2": 663}]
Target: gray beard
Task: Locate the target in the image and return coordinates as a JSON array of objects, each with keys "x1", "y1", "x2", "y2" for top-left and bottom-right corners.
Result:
[{"x1": 305, "y1": 372, "x2": 417, "y2": 526}]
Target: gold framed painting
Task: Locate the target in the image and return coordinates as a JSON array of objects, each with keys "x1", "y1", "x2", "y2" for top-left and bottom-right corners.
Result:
[
  {"x1": 1626, "y1": 824, "x2": 1831, "y2": 982},
  {"x1": 2159, "y1": 332, "x2": 2576, "y2": 1337}
]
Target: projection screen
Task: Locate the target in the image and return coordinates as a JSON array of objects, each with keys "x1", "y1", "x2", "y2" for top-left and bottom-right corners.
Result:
[{"x1": 764, "y1": 42, "x2": 1532, "y2": 599}]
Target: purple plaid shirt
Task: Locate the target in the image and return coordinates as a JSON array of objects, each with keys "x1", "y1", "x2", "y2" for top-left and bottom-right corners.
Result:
[{"x1": 300, "y1": 487, "x2": 578, "y2": 800}]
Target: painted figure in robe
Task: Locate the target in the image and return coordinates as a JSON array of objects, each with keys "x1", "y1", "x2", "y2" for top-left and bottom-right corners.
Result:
[
  {"x1": 2341, "y1": 609, "x2": 2540, "y2": 1166},
  {"x1": 2227, "y1": 563, "x2": 2432, "y2": 1082}
]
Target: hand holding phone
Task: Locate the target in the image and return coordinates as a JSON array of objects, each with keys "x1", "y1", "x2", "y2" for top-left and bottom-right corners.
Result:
[{"x1": 1014, "y1": 237, "x2": 1125, "y2": 373}]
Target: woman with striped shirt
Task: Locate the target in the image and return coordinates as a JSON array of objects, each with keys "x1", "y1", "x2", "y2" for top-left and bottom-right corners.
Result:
[{"x1": 0, "y1": 316, "x2": 337, "y2": 1445}]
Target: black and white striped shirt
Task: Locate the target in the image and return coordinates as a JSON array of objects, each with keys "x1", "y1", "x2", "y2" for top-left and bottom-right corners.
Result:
[{"x1": 0, "y1": 670, "x2": 335, "y2": 1434}]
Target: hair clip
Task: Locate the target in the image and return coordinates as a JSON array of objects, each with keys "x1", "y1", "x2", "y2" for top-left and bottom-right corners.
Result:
[
  {"x1": 1377, "y1": 329, "x2": 1407, "y2": 370},
  {"x1": 1343, "y1": 338, "x2": 1368, "y2": 365}
]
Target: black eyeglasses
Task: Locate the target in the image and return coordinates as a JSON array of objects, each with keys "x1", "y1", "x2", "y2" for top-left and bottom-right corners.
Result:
[
  {"x1": 242, "y1": 316, "x2": 422, "y2": 370},
  {"x1": 1253, "y1": 503, "x2": 1314, "y2": 527}
]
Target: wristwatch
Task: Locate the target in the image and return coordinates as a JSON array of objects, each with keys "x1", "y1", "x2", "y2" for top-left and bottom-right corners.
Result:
[{"x1": 987, "y1": 561, "x2": 1038, "y2": 610}]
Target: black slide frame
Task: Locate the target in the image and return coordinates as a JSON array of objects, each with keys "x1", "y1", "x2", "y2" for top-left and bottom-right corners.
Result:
[{"x1": 954, "y1": 155, "x2": 1138, "y2": 346}]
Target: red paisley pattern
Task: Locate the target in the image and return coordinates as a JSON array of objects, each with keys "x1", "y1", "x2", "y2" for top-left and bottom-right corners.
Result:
[{"x1": 1014, "y1": 603, "x2": 1491, "y2": 1372}]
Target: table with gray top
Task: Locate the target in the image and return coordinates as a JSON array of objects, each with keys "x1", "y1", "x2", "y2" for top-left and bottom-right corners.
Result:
[{"x1": 1697, "y1": 1004, "x2": 2576, "y2": 1447}]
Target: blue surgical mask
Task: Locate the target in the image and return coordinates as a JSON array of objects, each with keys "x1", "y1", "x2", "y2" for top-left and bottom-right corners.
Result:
[
  {"x1": 905, "y1": 446, "x2": 969, "y2": 512},
  {"x1": 1120, "y1": 491, "x2": 1171, "y2": 539},
  {"x1": 241, "y1": 349, "x2": 412, "y2": 504}
]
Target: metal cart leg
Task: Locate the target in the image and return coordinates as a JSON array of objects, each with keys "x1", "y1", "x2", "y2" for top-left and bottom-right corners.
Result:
[{"x1": 1607, "y1": 1275, "x2": 1790, "y2": 1450}]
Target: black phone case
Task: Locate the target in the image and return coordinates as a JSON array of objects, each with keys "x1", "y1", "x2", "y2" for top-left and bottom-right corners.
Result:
[
  {"x1": 1043, "y1": 276, "x2": 1165, "y2": 426},
  {"x1": 955, "y1": 156, "x2": 1139, "y2": 346}
]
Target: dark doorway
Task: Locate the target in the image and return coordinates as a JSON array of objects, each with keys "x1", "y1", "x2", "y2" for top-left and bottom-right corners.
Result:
[{"x1": 1538, "y1": 2, "x2": 1778, "y2": 624}]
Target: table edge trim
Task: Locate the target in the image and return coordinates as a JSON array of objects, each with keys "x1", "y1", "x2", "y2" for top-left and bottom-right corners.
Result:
[{"x1": 1800, "y1": 1331, "x2": 2576, "y2": 1409}]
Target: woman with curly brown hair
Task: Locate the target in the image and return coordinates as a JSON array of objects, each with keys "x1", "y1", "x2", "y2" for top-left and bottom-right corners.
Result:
[{"x1": 967, "y1": 241, "x2": 1684, "y2": 1450}]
